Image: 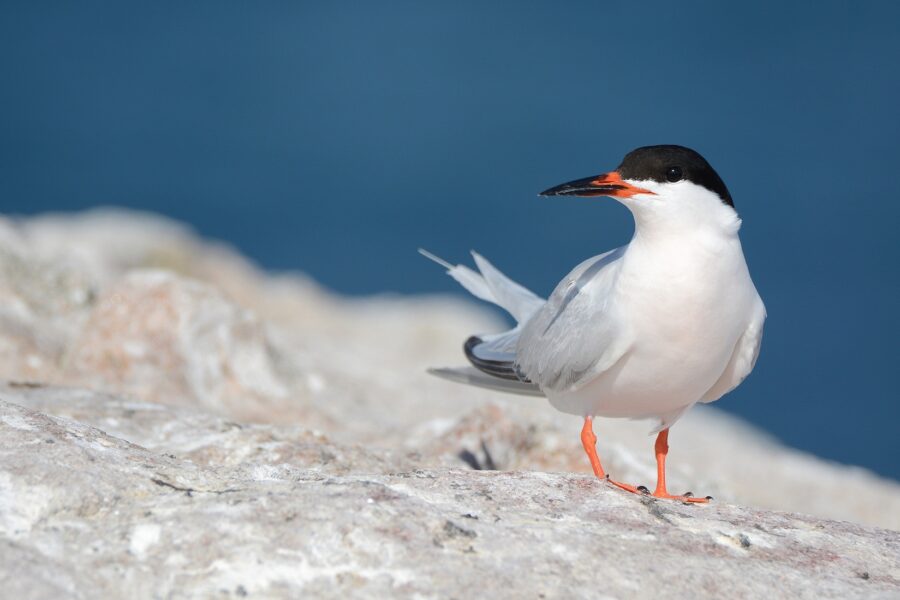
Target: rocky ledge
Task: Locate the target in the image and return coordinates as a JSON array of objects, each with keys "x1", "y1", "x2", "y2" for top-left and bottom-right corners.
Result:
[{"x1": 1, "y1": 210, "x2": 898, "y2": 598}]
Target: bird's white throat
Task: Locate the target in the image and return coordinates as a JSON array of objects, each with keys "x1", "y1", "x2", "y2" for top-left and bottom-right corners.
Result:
[{"x1": 621, "y1": 179, "x2": 742, "y2": 242}]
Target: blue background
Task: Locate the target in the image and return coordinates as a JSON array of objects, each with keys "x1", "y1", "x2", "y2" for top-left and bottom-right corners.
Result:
[{"x1": 1, "y1": 2, "x2": 898, "y2": 478}]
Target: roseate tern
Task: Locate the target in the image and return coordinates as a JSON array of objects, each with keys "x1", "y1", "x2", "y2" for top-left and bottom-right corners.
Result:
[{"x1": 421, "y1": 145, "x2": 765, "y2": 502}]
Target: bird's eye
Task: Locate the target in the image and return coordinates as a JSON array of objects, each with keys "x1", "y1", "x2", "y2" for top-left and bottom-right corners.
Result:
[{"x1": 666, "y1": 166, "x2": 683, "y2": 182}]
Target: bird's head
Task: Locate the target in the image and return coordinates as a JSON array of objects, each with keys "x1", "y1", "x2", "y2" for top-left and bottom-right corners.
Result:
[{"x1": 540, "y1": 145, "x2": 737, "y2": 232}]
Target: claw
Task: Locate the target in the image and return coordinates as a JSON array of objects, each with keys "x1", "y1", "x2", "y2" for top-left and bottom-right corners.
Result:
[
  {"x1": 683, "y1": 491, "x2": 694, "y2": 497},
  {"x1": 636, "y1": 485, "x2": 650, "y2": 495}
]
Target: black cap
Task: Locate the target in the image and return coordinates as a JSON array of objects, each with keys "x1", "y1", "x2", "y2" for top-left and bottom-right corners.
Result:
[{"x1": 617, "y1": 145, "x2": 733, "y2": 207}]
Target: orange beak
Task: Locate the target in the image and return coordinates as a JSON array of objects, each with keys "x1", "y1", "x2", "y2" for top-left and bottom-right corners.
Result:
[{"x1": 539, "y1": 171, "x2": 654, "y2": 198}]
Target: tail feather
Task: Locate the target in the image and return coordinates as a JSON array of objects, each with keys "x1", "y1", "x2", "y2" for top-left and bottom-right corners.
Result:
[
  {"x1": 470, "y1": 251, "x2": 543, "y2": 323},
  {"x1": 418, "y1": 248, "x2": 495, "y2": 304},
  {"x1": 418, "y1": 248, "x2": 544, "y2": 323},
  {"x1": 420, "y1": 248, "x2": 547, "y2": 397}
]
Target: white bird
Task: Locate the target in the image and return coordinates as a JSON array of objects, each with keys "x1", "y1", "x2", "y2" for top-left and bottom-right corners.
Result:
[{"x1": 421, "y1": 145, "x2": 765, "y2": 502}]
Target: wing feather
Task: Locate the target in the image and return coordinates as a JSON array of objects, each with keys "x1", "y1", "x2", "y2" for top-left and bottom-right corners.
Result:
[
  {"x1": 427, "y1": 366, "x2": 544, "y2": 397},
  {"x1": 700, "y1": 297, "x2": 766, "y2": 403},
  {"x1": 515, "y1": 247, "x2": 633, "y2": 392}
]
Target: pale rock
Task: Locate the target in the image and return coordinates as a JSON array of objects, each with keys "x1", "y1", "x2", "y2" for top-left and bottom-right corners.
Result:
[
  {"x1": 1, "y1": 209, "x2": 900, "y2": 597},
  {"x1": 63, "y1": 270, "x2": 296, "y2": 422},
  {"x1": 0, "y1": 220, "x2": 95, "y2": 382},
  {"x1": 0, "y1": 396, "x2": 898, "y2": 599}
]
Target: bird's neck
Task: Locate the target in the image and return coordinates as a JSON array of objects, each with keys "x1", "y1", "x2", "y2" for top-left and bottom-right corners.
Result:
[
  {"x1": 627, "y1": 206, "x2": 744, "y2": 271},
  {"x1": 630, "y1": 201, "x2": 742, "y2": 249}
]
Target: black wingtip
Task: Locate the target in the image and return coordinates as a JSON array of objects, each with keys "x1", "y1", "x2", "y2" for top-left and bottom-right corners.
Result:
[{"x1": 463, "y1": 335, "x2": 531, "y2": 383}]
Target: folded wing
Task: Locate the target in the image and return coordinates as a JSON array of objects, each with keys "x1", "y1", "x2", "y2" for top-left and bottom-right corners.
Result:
[
  {"x1": 700, "y1": 297, "x2": 766, "y2": 403},
  {"x1": 515, "y1": 247, "x2": 633, "y2": 393},
  {"x1": 421, "y1": 247, "x2": 632, "y2": 397}
]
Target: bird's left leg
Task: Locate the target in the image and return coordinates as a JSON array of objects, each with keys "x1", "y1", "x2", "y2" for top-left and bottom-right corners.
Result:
[{"x1": 648, "y1": 428, "x2": 711, "y2": 503}]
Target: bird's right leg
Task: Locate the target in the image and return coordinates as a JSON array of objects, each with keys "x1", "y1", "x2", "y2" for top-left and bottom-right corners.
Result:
[
  {"x1": 581, "y1": 416, "x2": 644, "y2": 494},
  {"x1": 580, "y1": 416, "x2": 606, "y2": 478}
]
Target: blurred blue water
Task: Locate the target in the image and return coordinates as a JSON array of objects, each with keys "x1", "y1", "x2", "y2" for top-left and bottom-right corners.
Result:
[{"x1": 1, "y1": 2, "x2": 898, "y2": 478}]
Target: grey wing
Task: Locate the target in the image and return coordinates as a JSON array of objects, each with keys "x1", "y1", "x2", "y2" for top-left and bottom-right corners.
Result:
[
  {"x1": 427, "y1": 366, "x2": 544, "y2": 397},
  {"x1": 432, "y1": 329, "x2": 544, "y2": 397},
  {"x1": 515, "y1": 247, "x2": 633, "y2": 393}
]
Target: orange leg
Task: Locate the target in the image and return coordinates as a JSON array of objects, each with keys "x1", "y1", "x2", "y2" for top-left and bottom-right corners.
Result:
[
  {"x1": 580, "y1": 416, "x2": 606, "y2": 478},
  {"x1": 649, "y1": 429, "x2": 710, "y2": 503},
  {"x1": 581, "y1": 417, "x2": 643, "y2": 493},
  {"x1": 581, "y1": 420, "x2": 711, "y2": 503}
]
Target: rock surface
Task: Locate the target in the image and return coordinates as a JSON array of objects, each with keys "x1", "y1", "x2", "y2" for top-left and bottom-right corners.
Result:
[
  {"x1": 1, "y1": 210, "x2": 899, "y2": 598},
  {"x1": 1, "y1": 392, "x2": 898, "y2": 599}
]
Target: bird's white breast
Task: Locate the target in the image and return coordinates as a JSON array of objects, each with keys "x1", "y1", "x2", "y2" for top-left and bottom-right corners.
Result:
[{"x1": 547, "y1": 229, "x2": 760, "y2": 421}]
